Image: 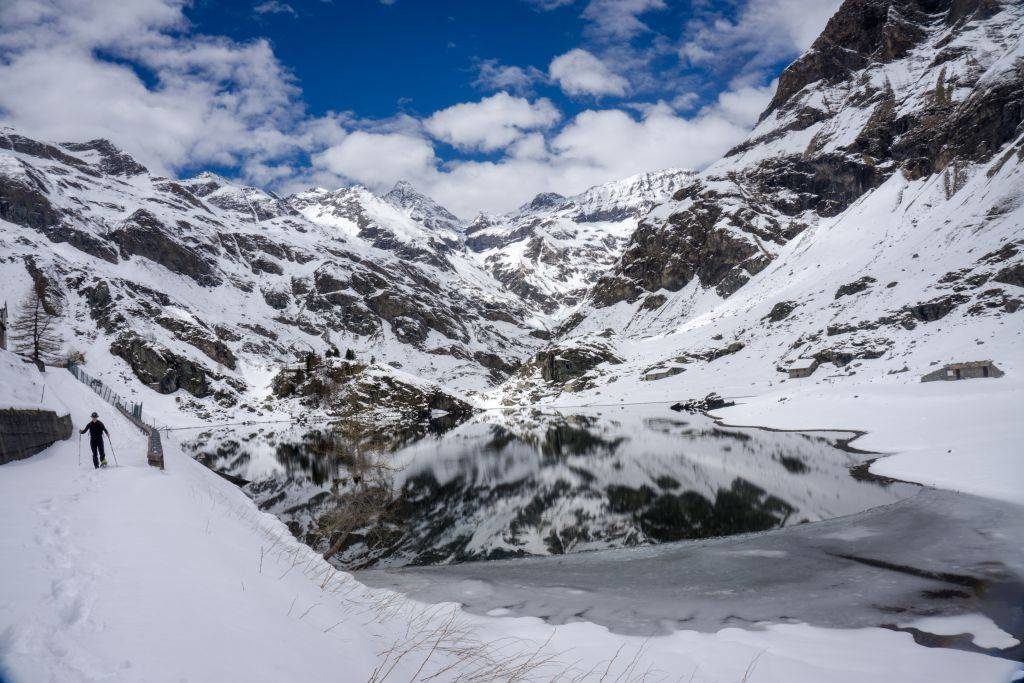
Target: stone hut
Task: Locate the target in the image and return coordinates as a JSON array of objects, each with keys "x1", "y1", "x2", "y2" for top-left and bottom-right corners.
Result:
[
  {"x1": 787, "y1": 358, "x2": 819, "y2": 379},
  {"x1": 921, "y1": 360, "x2": 1004, "y2": 382}
]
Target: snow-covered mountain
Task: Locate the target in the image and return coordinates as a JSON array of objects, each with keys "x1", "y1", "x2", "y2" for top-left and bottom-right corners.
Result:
[
  {"x1": 466, "y1": 169, "x2": 692, "y2": 315},
  {"x1": 382, "y1": 179, "x2": 464, "y2": 234},
  {"x1": 0, "y1": 0, "x2": 1021, "y2": 428},
  {"x1": 504, "y1": 0, "x2": 1023, "y2": 404},
  {"x1": 0, "y1": 133, "x2": 541, "y2": 421}
]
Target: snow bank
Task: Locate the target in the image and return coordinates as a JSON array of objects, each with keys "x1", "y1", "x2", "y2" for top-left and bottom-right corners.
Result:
[
  {"x1": 0, "y1": 349, "x2": 63, "y2": 411},
  {"x1": 716, "y1": 376, "x2": 1024, "y2": 506},
  {"x1": 1, "y1": 363, "x2": 1019, "y2": 681}
]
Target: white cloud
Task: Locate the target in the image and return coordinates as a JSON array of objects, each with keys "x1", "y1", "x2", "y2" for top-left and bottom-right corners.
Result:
[
  {"x1": 549, "y1": 49, "x2": 628, "y2": 98},
  {"x1": 472, "y1": 59, "x2": 545, "y2": 95},
  {"x1": 706, "y1": 81, "x2": 777, "y2": 128},
  {"x1": 680, "y1": 0, "x2": 842, "y2": 82},
  {"x1": 313, "y1": 132, "x2": 436, "y2": 188},
  {"x1": 424, "y1": 93, "x2": 560, "y2": 152},
  {"x1": 254, "y1": 1, "x2": 297, "y2": 17},
  {"x1": 580, "y1": 0, "x2": 666, "y2": 41},
  {"x1": 303, "y1": 79, "x2": 770, "y2": 218},
  {"x1": 0, "y1": 0, "x2": 315, "y2": 176}
]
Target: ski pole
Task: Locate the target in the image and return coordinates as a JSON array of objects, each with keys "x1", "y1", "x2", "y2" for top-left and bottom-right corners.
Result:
[
  {"x1": 106, "y1": 433, "x2": 119, "y2": 466},
  {"x1": 78, "y1": 434, "x2": 82, "y2": 467}
]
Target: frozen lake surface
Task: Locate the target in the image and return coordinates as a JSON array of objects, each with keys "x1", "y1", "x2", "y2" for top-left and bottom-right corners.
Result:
[
  {"x1": 358, "y1": 487, "x2": 1024, "y2": 661},
  {"x1": 193, "y1": 404, "x2": 1023, "y2": 660},
  {"x1": 193, "y1": 405, "x2": 916, "y2": 567}
]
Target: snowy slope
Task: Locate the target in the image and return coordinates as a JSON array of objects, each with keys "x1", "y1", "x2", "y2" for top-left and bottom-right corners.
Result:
[{"x1": 1, "y1": 351, "x2": 1018, "y2": 682}]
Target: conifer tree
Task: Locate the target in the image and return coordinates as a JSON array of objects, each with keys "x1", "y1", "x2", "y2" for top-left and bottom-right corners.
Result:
[{"x1": 10, "y1": 290, "x2": 62, "y2": 367}]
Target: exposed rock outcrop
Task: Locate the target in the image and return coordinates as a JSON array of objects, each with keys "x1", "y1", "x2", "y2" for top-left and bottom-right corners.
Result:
[
  {"x1": 110, "y1": 210, "x2": 222, "y2": 287},
  {"x1": 110, "y1": 333, "x2": 213, "y2": 397}
]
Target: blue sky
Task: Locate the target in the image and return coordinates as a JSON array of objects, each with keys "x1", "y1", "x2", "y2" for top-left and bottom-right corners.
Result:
[
  {"x1": 0, "y1": 0, "x2": 841, "y2": 215},
  {"x1": 187, "y1": 1, "x2": 703, "y2": 125}
]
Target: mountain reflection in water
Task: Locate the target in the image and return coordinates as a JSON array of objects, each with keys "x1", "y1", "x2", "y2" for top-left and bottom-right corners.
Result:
[{"x1": 190, "y1": 406, "x2": 915, "y2": 568}]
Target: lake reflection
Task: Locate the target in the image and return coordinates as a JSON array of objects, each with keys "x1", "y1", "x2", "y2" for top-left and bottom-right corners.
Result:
[{"x1": 190, "y1": 406, "x2": 915, "y2": 568}]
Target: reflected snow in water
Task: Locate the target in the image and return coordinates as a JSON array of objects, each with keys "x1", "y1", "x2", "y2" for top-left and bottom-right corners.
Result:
[{"x1": 190, "y1": 405, "x2": 915, "y2": 568}]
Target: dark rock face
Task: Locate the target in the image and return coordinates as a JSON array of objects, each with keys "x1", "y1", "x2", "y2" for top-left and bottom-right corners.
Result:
[
  {"x1": 275, "y1": 361, "x2": 476, "y2": 440},
  {"x1": 523, "y1": 192, "x2": 567, "y2": 212},
  {"x1": 764, "y1": 300, "x2": 798, "y2": 323},
  {"x1": 110, "y1": 333, "x2": 212, "y2": 397},
  {"x1": 641, "y1": 294, "x2": 667, "y2": 311},
  {"x1": 39, "y1": 225, "x2": 119, "y2": 263},
  {"x1": 109, "y1": 209, "x2": 221, "y2": 287},
  {"x1": 762, "y1": 0, "x2": 997, "y2": 121},
  {"x1": 835, "y1": 276, "x2": 877, "y2": 299},
  {"x1": 592, "y1": 0, "x2": 1018, "y2": 311},
  {"x1": 155, "y1": 315, "x2": 237, "y2": 369},
  {"x1": 905, "y1": 293, "x2": 968, "y2": 322},
  {"x1": 81, "y1": 280, "x2": 117, "y2": 330},
  {"x1": 993, "y1": 262, "x2": 1024, "y2": 288},
  {"x1": 746, "y1": 154, "x2": 884, "y2": 217},
  {"x1": 894, "y1": 55, "x2": 1024, "y2": 179},
  {"x1": 591, "y1": 197, "x2": 770, "y2": 306},
  {"x1": 1, "y1": 132, "x2": 93, "y2": 172},
  {"x1": 61, "y1": 139, "x2": 148, "y2": 176},
  {"x1": 0, "y1": 159, "x2": 60, "y2": 229},
  {"x1": 533, "y1": 345, "x2": 623, "y2": 384},
  {"x1": 262, "y1": 287, "x2": 291, "y2": 310}
]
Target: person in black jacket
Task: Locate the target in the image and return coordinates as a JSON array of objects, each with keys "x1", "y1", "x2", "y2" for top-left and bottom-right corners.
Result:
[{"x1": 80, "y1": 412, "x2": 110, "y2": 468}]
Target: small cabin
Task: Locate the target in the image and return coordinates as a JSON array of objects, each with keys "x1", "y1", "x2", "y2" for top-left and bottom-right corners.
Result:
[
  {"x1": 787, "y1": 358, "x2": 819, "y2": 379},
  {"x1": 921, "y1": 360, "x2": 1004, "y2": 382}
]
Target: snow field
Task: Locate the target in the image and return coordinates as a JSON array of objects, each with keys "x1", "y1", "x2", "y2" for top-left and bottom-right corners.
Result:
[{"x1": 1, "y1": 357, "x2": 1021, "y2": 681}]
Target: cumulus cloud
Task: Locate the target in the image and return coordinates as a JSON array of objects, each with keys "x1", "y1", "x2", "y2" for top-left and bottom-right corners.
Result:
[
  {"x1": 680, "y1": 0, "x2": 842, "y2": 82},
  {"x1": 304, "y1": 79, "x2": 772, "y2": 218},
  {"x1": 549, "y1": 49, "x2": 628, "y2": 98},
  {"x1": 472, "y1": 59, "x2": 545, "y2": 96},
  {"x1": 580, "y1": 0, "x2": 666, "y2": 41},
  {"x1": 0, "y1": 0, "x2": 320, "y2": 177},
  {"x1": 424, "y1": 93, "x2": 560, "y2": 152},
  {"x1": 314, "y1": 132, "x2": 436, "y2": 187}
]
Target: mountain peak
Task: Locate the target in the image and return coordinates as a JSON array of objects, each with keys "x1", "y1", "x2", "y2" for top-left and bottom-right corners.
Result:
[
  {"x1": 520, "y1": 192, "x2": 567, "y2": 213},
  {"x1": 383, "y1": 180, "x2": 462, "y2": 232},
  {"x1": 59, "y1": 138, "x2": 148, "y2": 176}
]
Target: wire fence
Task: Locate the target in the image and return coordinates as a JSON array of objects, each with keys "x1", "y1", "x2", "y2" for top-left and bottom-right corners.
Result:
[{"x1": 66, "y1": 361, "x2": 164, "y2": 470}]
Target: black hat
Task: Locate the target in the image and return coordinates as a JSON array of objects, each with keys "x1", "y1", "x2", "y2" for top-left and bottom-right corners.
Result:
[{"x1": 91, "y1": 412, "x2": 98, "y2": 418}]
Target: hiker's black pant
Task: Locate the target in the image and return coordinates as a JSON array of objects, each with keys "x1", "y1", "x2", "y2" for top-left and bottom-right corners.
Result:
[{"x1": 90, "y1": 439, "x2": 105, "y2": 468}]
